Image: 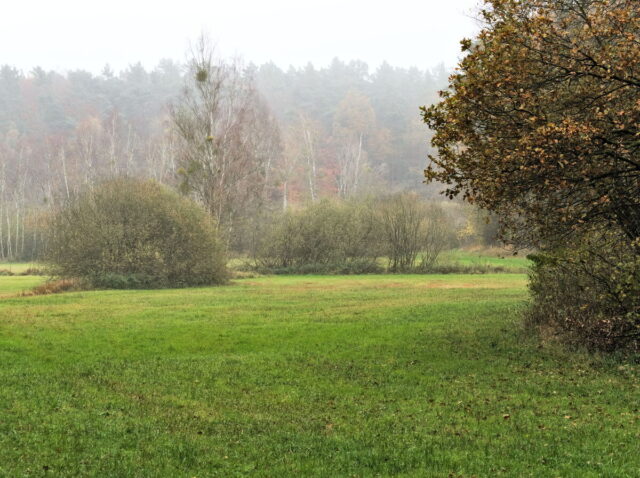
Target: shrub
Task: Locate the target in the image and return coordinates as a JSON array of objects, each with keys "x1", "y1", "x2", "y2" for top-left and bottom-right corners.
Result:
[
  {"x1": 377, "y1": 193, "x2": 455, "y2": 272},
  {"x1": 526, "y1": 233, "x2": 640, "y2": 353},
  {"x1": 428, "y1": 263, "x2": 506, "y2": 275},
  {"x1": 0, "y1": 267, "x2": 45, "y2": 276},
  {"x1": 44, "y1": 178, "x2": 228, "y2": 288},
  {"x1": 251, "y1": 194, "x2": 455, "y2": 274},
  {"x1": 252, "y1": 199, "x2": 381, "y2": 272},
  {"x1": 249, "y1": 196, "x2": 459, "y2": 275}
]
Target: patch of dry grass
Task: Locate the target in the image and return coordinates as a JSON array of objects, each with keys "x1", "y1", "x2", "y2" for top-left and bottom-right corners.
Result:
[{"x1": 21, "y1": 278, "x2": 84, "y2": 296}]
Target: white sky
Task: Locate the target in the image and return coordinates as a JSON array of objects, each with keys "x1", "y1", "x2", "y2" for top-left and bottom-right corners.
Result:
[{"x1": 1, "y1": 0, "x2": 482, "y2": 74}]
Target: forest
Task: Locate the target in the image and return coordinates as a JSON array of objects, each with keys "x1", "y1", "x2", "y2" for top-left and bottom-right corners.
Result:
[{"x1": 0, "y1": 55, "x2": 460, "y2": 260}]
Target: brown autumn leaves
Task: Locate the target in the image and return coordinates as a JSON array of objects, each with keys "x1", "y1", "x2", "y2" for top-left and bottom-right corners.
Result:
[
  {"x1": 422, "y1": 0, "x2": 639, "y2": 351},
  {"x1": 422, "y1": 0, "x2": 639, "y2": 248}
]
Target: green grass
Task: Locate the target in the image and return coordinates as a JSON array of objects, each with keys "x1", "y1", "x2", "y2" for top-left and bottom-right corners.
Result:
[
  {"x1": 437, "y1": 249, "x2": 532, "y2": 272},
  {"x1": 0, "y1": 275, "x2": 46, "y2": 296},
  {"x1": 0, "y1": 261, "x2": 41, "y2": 274},
  {"x1": 230, "y1": 248, "x2": 532, "y2": 275},
  {"x1": 0, "y1": 274, "x2": 638, "y2": 477}
]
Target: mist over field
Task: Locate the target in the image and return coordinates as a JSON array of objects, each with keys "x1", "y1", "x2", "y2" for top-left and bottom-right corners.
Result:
[
  {"x1": 0, "y1": 0, "x2": 479, "y2": 73},
  {"x1": 0, "y1": 0, "x2": 484, "y2": 262}
]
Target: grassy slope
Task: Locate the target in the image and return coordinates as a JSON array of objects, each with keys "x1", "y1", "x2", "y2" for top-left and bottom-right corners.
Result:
[{"x1": 0, "y1": 274, "x2": 638, "y2": 477}]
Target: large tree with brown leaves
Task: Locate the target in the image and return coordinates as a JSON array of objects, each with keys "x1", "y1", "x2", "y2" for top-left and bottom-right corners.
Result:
[
  {"x1": 423, "y1": 0, "x2": 639, "y2": 351},
  {"x1": 423, "y1": 0, "x2": 639, "y2": 247}
]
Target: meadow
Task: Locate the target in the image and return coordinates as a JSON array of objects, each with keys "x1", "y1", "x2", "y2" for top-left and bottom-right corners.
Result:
[
  {"x1": 0, "y1": 270, "x2": 638, "y2": 477},
  {"x1": 437, "y1": 249, "x2": 531, "y2": 272},
  {"x1": 0, "y1": 262, "x2": 41, "y2": 274},
  {"x1": 230, "y1": 248, "x2": 533, "y2": 275}
]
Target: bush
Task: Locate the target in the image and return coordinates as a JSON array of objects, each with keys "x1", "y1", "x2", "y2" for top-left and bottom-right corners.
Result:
[
  {"x1": 252, "y1": 199, "x2": 381, "y2": 272},
  {"x1": 526, "y1": 233, "x2": 640, "y2": 353},
  {"x1": 44, "y1": 178, "x2": 228, "y2": 288},
  {"x1": 377, "y1": 193, "x2": 455, "y2": 272},
  {"x1": 0, "y1": 267, "x2": 45, "y2": 276},
  {"x1": 428, "y1": 263, "x2": 505, "y2": 275},
  {"x1": 249, "y1": 196, "x2": 460, "y2": 275}
]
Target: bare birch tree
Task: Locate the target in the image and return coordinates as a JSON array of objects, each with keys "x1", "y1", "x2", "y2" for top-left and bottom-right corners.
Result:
[
  {"x1": 170, "y1": 36, "x2": 281, "y2": 239},
  {"x1": 332, "y1": 90, "x2": 375, "y2": 198}
]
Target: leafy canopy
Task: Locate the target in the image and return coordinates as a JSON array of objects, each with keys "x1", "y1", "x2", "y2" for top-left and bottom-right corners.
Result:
[{"x1": 422, "y1": 0, "x2": 640, "y2": 248}]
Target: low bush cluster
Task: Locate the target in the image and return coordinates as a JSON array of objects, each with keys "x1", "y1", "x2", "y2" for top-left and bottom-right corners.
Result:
[
  {"x1": 251, "y1": 259, "x2": 384, "y2": 276},
  {"x1": 250, "y1": 194, "x2": 456, "y2": 274},
  {"x1": 378, "y1": 193, "x2": 455, "y2": 272},
  {"x1": 252, "y1": 200, "x2": 381, "y2": 272},
  {"x1": 428, "y1": 263, "x2": 508, "y2": 275}
]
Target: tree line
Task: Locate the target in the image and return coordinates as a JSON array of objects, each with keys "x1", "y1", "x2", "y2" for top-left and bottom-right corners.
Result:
[{"x1": 0, "y1": 48, "x2": 451, "y2": 260}]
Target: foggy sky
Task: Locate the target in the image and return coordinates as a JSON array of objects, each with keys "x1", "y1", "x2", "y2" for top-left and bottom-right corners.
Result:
[{"x1": 2, "y1": 0, "x2": 481, "y2": 74}]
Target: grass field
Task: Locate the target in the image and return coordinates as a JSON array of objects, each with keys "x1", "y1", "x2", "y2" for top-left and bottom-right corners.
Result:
[
  {"x1": 0, "y1": 261, "x2": 45, "y2": 299},
  {"x1": 0, "y1": 273, "x2": 638, "y2": 477},
  {"x1": 229, "y1": 249, "x2": 532, "y2": 274},
  {"x1": 437, "y1": 249, "x2": 532, "y2": 273},
  {"x1": 0, "y1": 275, "x2": 46, "y2": 296},
  {"x1": 0, "y1": 262, "x2": 41, "y2": 274}
]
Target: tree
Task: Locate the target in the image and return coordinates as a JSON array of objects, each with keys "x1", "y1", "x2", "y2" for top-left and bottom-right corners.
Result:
[
  {"x1": 423, "y1": 0, "x2": 639, "y2": 248},
  {"x1": 332, "y1": 90, "x2": 376, "y2": 198},
  {"x1": 170, "y1": 36, "x2": 281, "y2": 239},
  {"x1": 423, "y1": 0, "x2": 639, "y2": 350}
]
